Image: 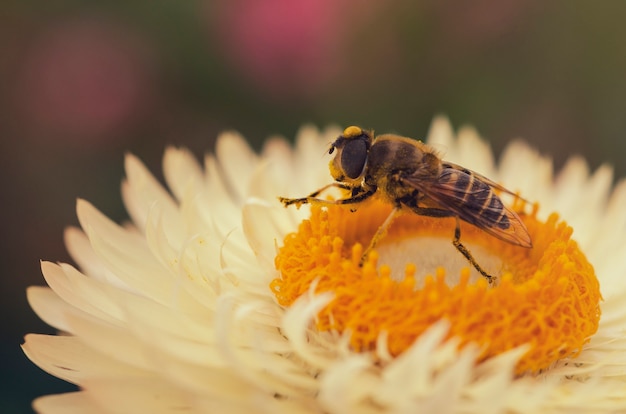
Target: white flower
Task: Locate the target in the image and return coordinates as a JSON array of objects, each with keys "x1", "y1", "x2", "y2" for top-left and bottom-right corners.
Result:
[{"x1": 23, "y1": 118, "x2": 626, "y2": 413}]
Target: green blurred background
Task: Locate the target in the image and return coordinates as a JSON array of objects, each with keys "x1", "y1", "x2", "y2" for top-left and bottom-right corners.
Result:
[{"x1": 2, "y1": 1, "x2": 626, "y2": 412}]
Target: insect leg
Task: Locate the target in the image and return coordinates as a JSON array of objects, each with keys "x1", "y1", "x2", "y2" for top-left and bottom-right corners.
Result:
[
  {"x1": 451, "y1": 217, "x2": 495, "y2": 285},
  {"x1": 360, "y1": 207, "x2": 401, "y2": 266},
  {"x1": 278, "y1": 183, "x2": 353, "y2": 207},
  {"x1": 406, "y1": 206, "x2": 495, "y2": 285},
  {"x1": 279, "y1": 187, "x2": 376, "y2": 208}
]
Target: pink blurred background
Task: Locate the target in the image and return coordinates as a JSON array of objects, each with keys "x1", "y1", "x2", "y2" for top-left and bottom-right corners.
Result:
[{"x1": 2, "y1": 1, "x2": 626, "y2": 412}]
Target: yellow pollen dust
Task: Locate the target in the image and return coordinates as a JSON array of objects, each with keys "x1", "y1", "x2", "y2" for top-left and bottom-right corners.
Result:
[
  {"x1": 343, "y1": 125, "x2": 362, "y2": 137},
  {"x1": 271, "y1": 199, "x2": 601, "y2": 374}
]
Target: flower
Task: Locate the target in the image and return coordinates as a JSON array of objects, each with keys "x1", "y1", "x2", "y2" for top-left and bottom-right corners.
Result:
[{"x1": 23, "y1": 118, "x2": 626, "y2": 413}]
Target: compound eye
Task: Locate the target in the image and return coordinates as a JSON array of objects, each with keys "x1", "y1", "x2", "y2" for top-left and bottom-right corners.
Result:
[{"x1": 341, "y1": 138, "x2": 367, "y2": 179}]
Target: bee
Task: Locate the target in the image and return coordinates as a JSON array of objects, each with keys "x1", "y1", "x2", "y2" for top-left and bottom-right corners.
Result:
[{"x1": 279, "y1": 126, "x2": 532, "y2": 284}]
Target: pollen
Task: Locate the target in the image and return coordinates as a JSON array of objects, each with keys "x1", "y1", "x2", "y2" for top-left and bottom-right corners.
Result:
[
  {"x1": 343, "y1": 125, "x2": 363, "y2": 137},
  {"x1": 271, "y1": 200, "x2": 601, "y2": 374}
]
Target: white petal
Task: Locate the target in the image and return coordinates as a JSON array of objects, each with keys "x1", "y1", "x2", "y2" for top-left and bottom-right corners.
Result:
[
  {"x1": 162, "y1": 146, "x2": 205, "y2": 203},
  {"x1": 242, "y1": 199, "x2": 287, "y2": 273},
  {"x1": 84, "y1": 377, "x2": 195, "y2": 414},
  {"x1": 76, "y1": 199, "x2": 178, "y2": 304},
  {"x1": 39, "y1": 262, "x2": 123, "y2": 326},
  {"x1": 22, "y1": 334, "x2": 144, "y2": 386},
  {"x1": 318, "y1": 355, "x2": 379, "y2": 413},
  {"x1": 215, "y1": 131, "x2": 259, "y2": 203},
  {"x1": 551, "y1": 156, "x2": 591, "y2": 222},
  {"x1": 454, "y1": 125, "x2": 496, "y2": 177},
  {"x1": 64, "y1": 227, "x2": 130, "y2": 290},
  {"x1": 281, "y1": 292, "x2": 337, "y2": 369},
  {"x1": 499, "y1": 140, "x2": 554, "y2": 204},
  {"x1": 33, "y1": 392, "x2": 103, "y2": 414},
  {"x1": 122, "y1": 153, "x2": 180, "y2": 235},
  {"x1": 27, "y1": 286, "x2": 80, "y2": 333},
  {"x1": 202, "y1": 154, "x2": 244, "y2": 236},
  {"x1": 572, "y1": 164, "x2": 614, "y2": 251},
  {"x1": 426, "y1": 115, "x2": 455, "y2": 150}
]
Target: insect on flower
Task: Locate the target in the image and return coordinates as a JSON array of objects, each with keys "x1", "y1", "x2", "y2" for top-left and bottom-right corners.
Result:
[{"x1": 279, "y1": 126, "x2": 533, "y2": 284}]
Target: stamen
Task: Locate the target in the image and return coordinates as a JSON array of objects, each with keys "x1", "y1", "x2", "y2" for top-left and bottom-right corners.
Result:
[{"x1": 271, "y1": 200, "x2": 601, "y2": 373}]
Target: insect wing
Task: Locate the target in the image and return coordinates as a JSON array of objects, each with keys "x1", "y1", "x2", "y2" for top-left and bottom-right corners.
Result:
[
  {"x1": 405, "y1": 167, "x2": 532, "y2": 247},
  {"x1": 441, "y1": 162, "x2": 531, "y2": 204}
]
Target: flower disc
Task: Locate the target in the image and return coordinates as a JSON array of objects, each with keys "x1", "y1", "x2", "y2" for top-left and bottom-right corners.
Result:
[{"x1": 272, "y1": 200, "x2": 601, "y2": 373}]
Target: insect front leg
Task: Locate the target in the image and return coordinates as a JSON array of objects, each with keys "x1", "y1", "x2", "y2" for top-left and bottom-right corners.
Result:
[
  {"x1": 278, "y1": 182, "x2": 352, "y2": 207},
  {"x1": 278, "y1": 185, "x2": 375, "y2": 208}
]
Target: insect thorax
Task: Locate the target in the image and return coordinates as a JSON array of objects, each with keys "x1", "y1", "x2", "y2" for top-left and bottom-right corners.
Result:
[{"x1": 365, "y1": 136, "x2": 440, "y2": 204}]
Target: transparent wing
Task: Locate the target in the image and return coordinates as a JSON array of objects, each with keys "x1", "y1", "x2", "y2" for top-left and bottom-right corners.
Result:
[
  {"x1": 403, "y1": 165, "x2": 532, "y2": 247},
  {"x1": 441, "y1": 161, "x2": 532, "y2": 203}
]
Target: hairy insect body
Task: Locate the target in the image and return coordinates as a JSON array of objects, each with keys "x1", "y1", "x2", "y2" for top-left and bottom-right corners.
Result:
[{"x1": 365, "y1": 136, "x2": 441, "y2": 208}]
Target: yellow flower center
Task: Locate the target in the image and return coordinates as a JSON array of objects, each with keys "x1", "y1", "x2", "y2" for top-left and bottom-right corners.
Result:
[{"x1": 271, "y1": 199, "x2": 601, "y2": 374}]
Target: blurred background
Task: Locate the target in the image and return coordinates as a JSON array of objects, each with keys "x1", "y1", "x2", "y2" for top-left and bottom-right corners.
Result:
[{"x1": 2, "y1": 1, "x2": 626, "y2": 412}]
